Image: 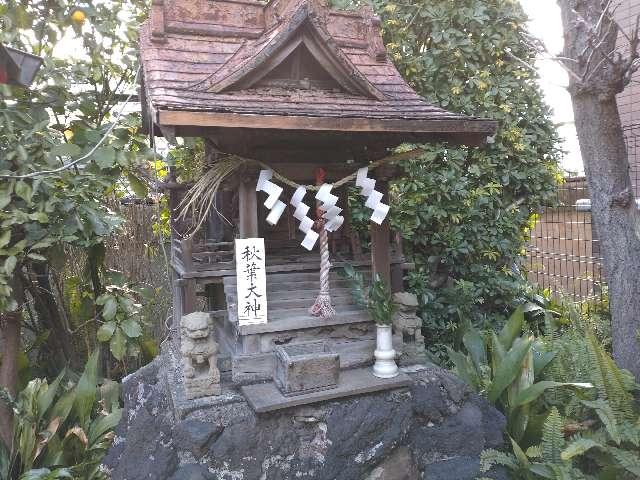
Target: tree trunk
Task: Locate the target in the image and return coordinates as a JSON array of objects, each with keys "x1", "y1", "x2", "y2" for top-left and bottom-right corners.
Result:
[
  {"x1": 0, "y1": 275, "x2": 24, "y2": 450},
  {"x1": 572, "y1": 96, "x2": 640, "y2": 378},
  {"x1": 28, "y1": 263, "x2": 73, "y2": 371},
  {"x1": 558, "y1": 0, "x2": 640, "y2": 379}
]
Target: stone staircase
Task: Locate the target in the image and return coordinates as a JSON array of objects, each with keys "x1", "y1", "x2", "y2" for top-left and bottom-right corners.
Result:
[{"x1": 217, "y1": 269, "x2": 377, "y2": 383}]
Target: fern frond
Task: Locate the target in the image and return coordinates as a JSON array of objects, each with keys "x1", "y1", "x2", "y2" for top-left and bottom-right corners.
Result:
[
  {"x1": 584, "y1": 329, "x2": 634, "y2": 424},
  {"x1": 525, "y1": 445, "x2": 542, "y2": 458},
  {"x1": 560, "y1": 436, "x2": 601, "y2": 461},
  {"x1": 607, "y1": 446, "x2": 640, "y2": 477},
  {"x1": 619, "y1": 421, "x2": 640, "y2": 447},
  {"x1": 581, "y1": 399, "x2": 621, "y2": 445},
  {"x1": 479, "y1": 449, "x2": 518, "y2": 472},
  {"x1": 542, "y1": 407, "x2": 565, "y2": 464}
]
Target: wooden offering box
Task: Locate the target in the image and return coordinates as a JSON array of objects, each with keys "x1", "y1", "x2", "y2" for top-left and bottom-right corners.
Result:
[{"x1": 274, "y1": 341, "x2": 339, "y2": 396}]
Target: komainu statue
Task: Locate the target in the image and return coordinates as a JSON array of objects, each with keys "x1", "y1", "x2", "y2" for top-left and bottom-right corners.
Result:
[
  {"x1": 392, "y1": 292, "x2": 426, "y2": 363},
  {"x1": 180, "y1": 312, "x2": 221, "y2": 399}
]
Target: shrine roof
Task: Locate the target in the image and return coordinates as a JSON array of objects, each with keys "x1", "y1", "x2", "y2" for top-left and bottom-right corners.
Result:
[{"x1": 139, "y1": 0, "x2": 497, "y2": 141}]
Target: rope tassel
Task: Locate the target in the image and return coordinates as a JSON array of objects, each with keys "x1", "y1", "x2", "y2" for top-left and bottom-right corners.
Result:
[
  {"x1": 309, "y1": 226, "x2": 335, "y2": 318},
  {"x1": 309, "y1": 168, "x2": 335, "y2": 319}
]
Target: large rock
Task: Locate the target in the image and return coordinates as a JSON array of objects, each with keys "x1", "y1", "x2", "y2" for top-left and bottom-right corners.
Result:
[{"x1": 103, "y1": 350, "x2": 506, "y2": 480}]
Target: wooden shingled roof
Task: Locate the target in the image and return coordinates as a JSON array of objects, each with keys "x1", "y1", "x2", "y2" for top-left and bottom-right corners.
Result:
[{"x1": 139, "y1": 0, "x2": 497, "y2": 144}]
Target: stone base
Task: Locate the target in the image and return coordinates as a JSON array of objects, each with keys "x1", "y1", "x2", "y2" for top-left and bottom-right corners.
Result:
[
  {"x1": 103, "y1": 347, "x2": 508, "y2": 480},
  {"x1": 243, "y1": 368, "x2": 411, "y2": 413},
  {"x1": 184, "y1": 376, "x2": 221, "y2": 400}
]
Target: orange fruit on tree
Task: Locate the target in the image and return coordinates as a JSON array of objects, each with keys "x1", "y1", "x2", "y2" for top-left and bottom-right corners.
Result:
[{"x1": 71, "y1": 9, "x2": 86, "y2": 24}]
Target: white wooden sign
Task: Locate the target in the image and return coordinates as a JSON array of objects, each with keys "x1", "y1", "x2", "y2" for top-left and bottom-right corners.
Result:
[{"x1": 235, "y1": 238, "x2": 268, "y2": 325}]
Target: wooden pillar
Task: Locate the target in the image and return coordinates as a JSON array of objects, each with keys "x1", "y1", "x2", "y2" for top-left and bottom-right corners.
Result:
[
  {"x1": 180, "y1": 238, "x2": 197, "y2": 315},
  {"x1": 391, "y1": 232, "x2": 404, "y2": 293},
  {"x1": 239, "y1": 176, "x2": 258, "y2": 238},
  {"x1": 370, "y1": 179, "x2": 391, "y2": 287}
]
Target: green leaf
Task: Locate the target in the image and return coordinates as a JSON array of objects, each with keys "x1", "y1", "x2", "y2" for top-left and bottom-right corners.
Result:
[
  {"x1": 487, "y1": 337, "x2": 532, "y2": 403},
  {"x1": 3, "y1": 256, "x2": 17, "y2": 275},
  {"x1": 36, "y1": 370, "x2": 64, "y2": 416},
  {"x1": 50, "y1": 143, "x2": 81, "y2": 158},
  {"x1": 560, "y1": 437, "x2": 600, "y2": 461},
  {"x1": 127, "y1": 173, "x2": 148, "y2": 198},
  {"x1": 120, "y1": 318, "x2": 142, "y2": 338},
  {"x1": 0, "y1": 230, "x2": 10, "y2": 249},
  {"x1": 490, "y1": 332, "x2": 505, "y2": 369},
  {"x1": 88, "y1": 408, "x2": 122, "y2": 445},
  {"x1": 110, "y1": 328, "x2": 126, "y2": 361},
  {"x1": 512, "y1": 381, "x2": 593, "y2": 407},
  {"x1": 96, "y1": 321, "x2": 117, "y2": 342},
  {"x1": 533, "y1": 349, "x2": 556, "y2": 377},
  {"x1": 462, "y1": 327, "x2": 487, "y2": 370},
  {"x1": 509, "y1": 436, "x2": 529, "y2": 466},
  {"x1": 99, "y1": 379, "x2": 121, "y2": 413},
  {"x1": 608, "y1": 446, "x2": 640, "y2": 476},
  {"x1": 15, "y1": 180, "x2": 33, "y2": 203},
  {"x1": 446, "y1": 347, "x2": 478, "y2": 388},
  {"x1": 102, "y1": 297, "x2": 118, "y2": 321},
  {"x1": 581, "y1": 399, "x2": 621, "y2": 444},
  {"x1": 498, "y1": 306, "x2": 524, "y2": 349},
  {"x1": 49, "y1": 389, "x2": 76, "y2": 426},
  {"x1": 527, "y1": 464, "x2": 554, "y2": 478},
  {"x1": 92, "y1": 147, "x2": 116, "y2": 169},
  {"x1": 0, "y1": 183, "x2": 12, "y2": 209},
  {"x1": 74, "y1": 351, "x2": 99, "y2": 428}
]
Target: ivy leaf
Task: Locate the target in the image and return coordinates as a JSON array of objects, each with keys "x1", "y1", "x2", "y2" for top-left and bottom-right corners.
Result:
[
  {"x1": 109, "y1": 328, "x2": 126, "y2": 360},
  {"x1": 93, "y1": 147, "x2": 116, "y2": 169},
  {"x1": 120, "y1": 318, "x2": 142, "y2": 338},
  {"x1": 0, "y1": 230, "x2": 10, "y2": 249},
  {"x1": 50, "y1": 143, "x2": 81, "y2": 158},
  {"x1": 0, "y1": 183, "x2": 12, "y2": 209},
  {"x1": 96, "y1": 321, "x2": 117, "y2": 342},
  {"x1": 102, "y1": 297, "x2": 118, "y2": 321},
  {"x1": 15, "y1": 180, "x2": 33, "y2": 203},
  {"x1": 3, "y1": 256, "x2": 17, "y2": 275}
]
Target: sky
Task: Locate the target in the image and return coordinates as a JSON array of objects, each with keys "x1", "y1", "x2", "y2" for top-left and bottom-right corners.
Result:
[{"x1": 518, "y1": 0, "x2": 583, "y2": 174}]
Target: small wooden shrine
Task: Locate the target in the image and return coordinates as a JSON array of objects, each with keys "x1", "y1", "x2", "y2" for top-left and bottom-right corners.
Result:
[{"x1": 139, "y1": 0, "x2": 496, "y2": 390}]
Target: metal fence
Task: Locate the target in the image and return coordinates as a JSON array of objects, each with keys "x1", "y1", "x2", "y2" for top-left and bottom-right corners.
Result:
[{"x1": 526, "y1": 125, "x2": 639, "y2": 301}]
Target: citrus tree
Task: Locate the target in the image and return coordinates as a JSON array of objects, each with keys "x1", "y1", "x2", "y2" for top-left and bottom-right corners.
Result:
[
  {"x1": 0, "y1": 0, "x2": 153, "y2": 447},
  {"x1": 374, "y1": 0, "x2": 562, "y2": 359}
]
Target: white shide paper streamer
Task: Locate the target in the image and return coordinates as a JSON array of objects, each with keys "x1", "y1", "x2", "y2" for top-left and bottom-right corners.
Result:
[
  {"x1": 315, "y1": 184, "x2": 344, "y2": 233},
  {"x1": 256, "y1": 169, "x2": 286, "y2": 226},
  {"x1": 290, "y1": 186, "x2": 319, "y2": 251},
  {"x1": 355, "y1": 167, "x2": 389, "y2": 225}
]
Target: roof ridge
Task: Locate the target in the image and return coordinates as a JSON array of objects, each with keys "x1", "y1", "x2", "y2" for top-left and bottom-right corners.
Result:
[{"x1": 186, "y1": 0, "x2": 386, "y2": 100}]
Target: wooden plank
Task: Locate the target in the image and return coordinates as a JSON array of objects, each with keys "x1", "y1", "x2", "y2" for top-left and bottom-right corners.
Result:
[
  {"x1": 183, "y1": 256, "x2": 408, "y2": 280},
  {"x1": 241, "y1": 368, "x2": 411, "y2": 413},
  {"x1": 158, "y1": 110, "x2": 497, "y2": 136},
  {"x1": 234, "y1": 309, "x2": 370, "y2": 336}
]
